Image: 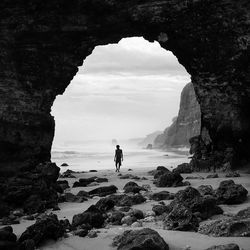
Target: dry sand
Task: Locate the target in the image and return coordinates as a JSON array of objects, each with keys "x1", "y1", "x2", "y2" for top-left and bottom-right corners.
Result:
[{"x1": 8, "y1": 168, "x2": 250, "y2": 250}]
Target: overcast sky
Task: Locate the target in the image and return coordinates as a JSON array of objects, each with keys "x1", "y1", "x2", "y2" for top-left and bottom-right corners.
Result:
[{"x1": 51, "y1": 37, "x2": 190, "y2": 145}]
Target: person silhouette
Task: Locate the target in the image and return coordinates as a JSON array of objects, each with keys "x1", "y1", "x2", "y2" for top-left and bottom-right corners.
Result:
[{"x1": 114, "y1": 145, "x2": 123, "y2": 172}]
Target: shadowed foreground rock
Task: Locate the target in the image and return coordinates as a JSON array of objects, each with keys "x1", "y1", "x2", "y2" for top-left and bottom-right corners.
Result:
[
  {"x1": 216, "y1": 180, "x2": 248, "y2": 204},
  {"x1": 0, "y1": 226, "x2": 19, "y2": 250},
  {"x1": 112, "y1": 228, "x2": 169, "y2": 250},
  {"x1": 0, "y1": 162, "x2": 60, "y2": 217},
  {"x1": 72, "y1": 205, "x2": 104, "y2": 229},
  {"x1": 19, "y1": 214, "x2": 65, "y2": 247}
]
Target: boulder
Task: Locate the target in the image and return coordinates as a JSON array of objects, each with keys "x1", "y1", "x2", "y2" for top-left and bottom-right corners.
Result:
[
  {"x1": 72, "y1": 205, "x2": 104, "y2": 228},
  {"x1": 169, "y1": 187, "x2": 223, "y2": 220},
  {"x1": 206, "y1": 174, "x2": 219, "y2": 178},
  {"x1": 164, "y1": 203, "x2": 199, "y2": 231},
  {"x1": 197, "y1": 185, "x2": 215, "y2": 196},
  {"x1": 198, "y1": 217, "x2": 250, "y2": 237},
  {"x1": 88, "y1": 185, "x2": 118, "y2": 197},
  {"x1": 117, "y1": 194, "x2": 146, "y2": 207},
  {"x1": 60, "y1": 169, "x2": 76, "y2": 178},
  {"x1": 121, "y1": 215, "x2": 136, "y2": 226},
  {"x1": 61, "y1": 163, "x2": 69, "y2": 167},
  {"x1": 106, "y1": 194, "x2": 146, "y2": 207},
  {"x1": 216, "y1": 180, "x2": 248, "y2": 204},
  {"x1": 123, "y1": 182, "x2": 144, "y2": 194},
  {"x1": 152, "y1": 205, "x2": 169, "y2": 216},
  {"x1": 173, "y1": 163, "x2": 192, "y2": 174},
  {"x1": 95, "y1": 177, "x2": 108, "y2": 183},
  {"x1": 236, "y1": 207, "x2": 250, "y2": 218},
  {"x1": 87, "y1": 230, "x2": 98, "y2": 238},
  {"x1": 89, "y1": 170, "x2": 97, "y2": 172},
  {"x1": 149, "y1": 191, "x2": 174, "y2": 201},
  {"x1": 19, "y1": 214, "x2": 65, "y2": 246},
  {"x1": 76, "y1": 190, "x2": 89, "y2": 198},
  {"x1": 95, "y1": 197, "x2": 115, "y2": 212},
  {"x1": 129, "y1": 209, "x2": 144, "y2": 220},
  {"x1": 73, "y1": 177, "x2": 97, "y2": 187},
  {"x1": 155, "y1": 172, "x2": 183, "y2": 187},
  {"x1": 204, "y1": 244, "x2": 240, "y2": 250},
  {"x1": 56, "y1": 180, "x2": 69, "y2": 190},
  {"x1": 112, "y1": 228, "x2": 169, "y2": 250},
  {"x1": 107, "y1": 211, "x2": 125, "y2": 225},
  {"x1": 154, "y1": 167, "x2": 170, "y2": 179}
]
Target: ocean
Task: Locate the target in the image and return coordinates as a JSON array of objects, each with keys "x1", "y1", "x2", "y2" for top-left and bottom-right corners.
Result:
[{"x1": 51, "y1": 140, "x2": 190, "y2": 172}]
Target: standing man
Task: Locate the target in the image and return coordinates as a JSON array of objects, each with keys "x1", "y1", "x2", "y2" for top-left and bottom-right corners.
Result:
[{"x1": 114, "y1": 145, "x2": 123, "y2": 172}]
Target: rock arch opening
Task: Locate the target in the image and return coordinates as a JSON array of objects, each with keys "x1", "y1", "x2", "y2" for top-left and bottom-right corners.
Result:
[{"x1": 51, "y1": 37, "x2": 195, "y2": 169}]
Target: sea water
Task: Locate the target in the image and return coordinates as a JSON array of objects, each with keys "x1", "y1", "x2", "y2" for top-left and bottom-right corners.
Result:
[{"x1": 51, "y1": 140, "x2": 190, "y2": 172}]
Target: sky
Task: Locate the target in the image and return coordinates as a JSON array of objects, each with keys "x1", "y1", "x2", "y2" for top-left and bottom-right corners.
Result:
[{"x1": 51, "y1": 37, "x2": 190, "y2": 146}]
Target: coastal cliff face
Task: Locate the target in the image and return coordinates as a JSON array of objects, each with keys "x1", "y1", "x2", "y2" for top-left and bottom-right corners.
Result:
[
  {"x1": 0, "y1": 0, "x2": 250, "y2": 172},
  {"x1": 155, "y1": 82, "x2": 201, "y2": 148}
]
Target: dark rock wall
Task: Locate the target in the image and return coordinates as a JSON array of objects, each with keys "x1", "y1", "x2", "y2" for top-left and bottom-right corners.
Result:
[
  {"x1": 0, "y1": 0, "x2": 250, "y2": 169},
  {"x1": 154, "y1": 82, "x2": 201, "y2": 148}
]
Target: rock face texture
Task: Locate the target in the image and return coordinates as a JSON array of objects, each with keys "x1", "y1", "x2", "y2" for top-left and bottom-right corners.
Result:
[
  {"x1": 154, "y1": 82, "x2": 201, "y2": 148},
  {"x1": 0, "y1": 0, "x2": 250, "y2": 172}
]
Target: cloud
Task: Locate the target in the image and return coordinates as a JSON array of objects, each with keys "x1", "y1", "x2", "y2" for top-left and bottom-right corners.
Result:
[
  {"x1": 52, "y1": 37, "x2": 191, "y2": 142},
  {"x1": 78, "y1": 37, "x2": 187, "y2": 77}
]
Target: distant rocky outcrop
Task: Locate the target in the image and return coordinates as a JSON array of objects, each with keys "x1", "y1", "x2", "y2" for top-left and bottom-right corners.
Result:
[
  {"x1": 154, "y1": 82, "x2": 201, "y2": 148},
  {"x1": 138, "y1": 131, "x2": 162, "y2": 148}
]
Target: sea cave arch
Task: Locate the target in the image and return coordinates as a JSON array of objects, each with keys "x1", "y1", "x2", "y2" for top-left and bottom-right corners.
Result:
[
  {"x1": 51, "y1": 36, "x2": 191, "y2": 158},
  {"x1": 0, "y1": 0, "x2": 250, "y2": 173}
]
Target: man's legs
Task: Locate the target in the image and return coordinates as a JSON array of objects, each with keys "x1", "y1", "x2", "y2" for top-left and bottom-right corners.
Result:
[{"x1": 115, "y1": 160, "x2": 121, "y2": 172}]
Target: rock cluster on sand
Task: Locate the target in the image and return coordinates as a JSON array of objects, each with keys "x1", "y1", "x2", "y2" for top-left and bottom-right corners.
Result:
[
  {"x1": 162, "y1": 186, "x2": 223, "y2": 231},
  {"x1": 149, "y1": 166, "x2": 186, "y2": 187},
  {"x1": 0, "y1": 162, "x2": 60, "y2": 218},
  {"x1": 112, "y1": 228, "x2": 169, "y2": 250}
]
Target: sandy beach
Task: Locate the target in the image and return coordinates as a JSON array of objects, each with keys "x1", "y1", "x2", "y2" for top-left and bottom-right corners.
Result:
[{"x1": 5, "y1": 166, "x2": 250, "y2": 250}]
